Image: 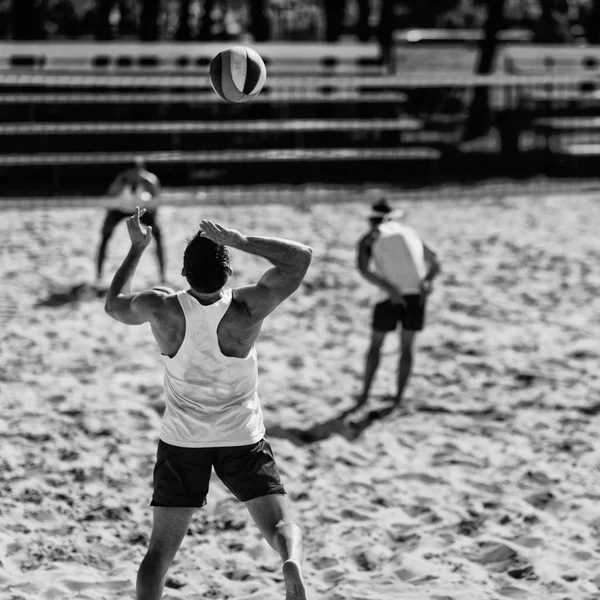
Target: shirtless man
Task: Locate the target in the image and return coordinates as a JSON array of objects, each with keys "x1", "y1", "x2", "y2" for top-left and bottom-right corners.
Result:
[
  {"x1": 96, "y1": 157, "x2": 166, "y2": 285},
  {"x1": 356, "y1": 198, "x2": 441, "y2": 408},
  {"x1": 105, "y1": 208, "x2": 312, "y2": 600}
]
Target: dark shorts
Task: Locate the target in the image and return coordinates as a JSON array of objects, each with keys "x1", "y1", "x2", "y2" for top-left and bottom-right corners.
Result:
[
  {"x1": 372, "y1": 295, "x2": 426, "y2": 332},
  {"x1": 150, "y1": 437, "x2": 286, "y2": 508},
  {"x1": 103, "y1": 208, "x2": 158, "y2": 230}
]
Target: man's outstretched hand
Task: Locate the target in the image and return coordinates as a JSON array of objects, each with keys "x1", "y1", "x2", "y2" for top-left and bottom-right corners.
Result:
[
  {"x1": 199, "y1": 220, "x2": 245, "y2": 247},
  {"x1": 127, "y1": 206, "x2": 153, "y2": 248}
]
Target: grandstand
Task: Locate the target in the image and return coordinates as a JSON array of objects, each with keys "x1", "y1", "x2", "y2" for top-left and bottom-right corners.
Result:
[{"x1": 1, "y1": 39, "x2": 600, "y2": 198}]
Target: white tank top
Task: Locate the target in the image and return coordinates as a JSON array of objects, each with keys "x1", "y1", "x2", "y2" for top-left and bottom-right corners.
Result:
[
  {"x1": 371, "y1": 221, "x2": 427, "y2": 296},
  {"x1": 160, "y1": 289, "x2": 265, "y2": 448}
]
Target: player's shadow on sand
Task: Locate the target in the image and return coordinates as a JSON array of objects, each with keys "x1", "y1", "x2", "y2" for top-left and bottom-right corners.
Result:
[
  {"x1": 267, "y1": 403, "x2": 396, "y2": 445},
  {"x1": 35, "y1": 283, "x2": 106, "y2": 307}
]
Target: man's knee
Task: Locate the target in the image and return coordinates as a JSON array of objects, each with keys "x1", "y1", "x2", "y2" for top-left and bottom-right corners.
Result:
[
  {"x1": 369, "y1": 332, "x2": 386, "y2": 352},
  {"x1": 142, "y1": 546, "x2": 174, "y2": 572},
  {"x1": 275, "y1": 519, "x2": 301, "y2": 533}
]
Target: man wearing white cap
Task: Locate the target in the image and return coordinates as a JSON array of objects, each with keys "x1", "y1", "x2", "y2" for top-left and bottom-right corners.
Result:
[{"x1": 355, "y1": 198, "x2": 441, "y2": 408}]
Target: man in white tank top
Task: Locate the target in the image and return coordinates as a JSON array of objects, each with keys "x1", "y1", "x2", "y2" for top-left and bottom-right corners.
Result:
[
  {"x1": 355, "y1": 198, "x2": 441, "y2": 410},
  {"x1": 105, "y1": 208, "x2": 312, "y2": 600}
]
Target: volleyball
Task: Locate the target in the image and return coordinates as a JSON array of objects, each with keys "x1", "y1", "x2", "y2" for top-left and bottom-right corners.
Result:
[{"x1": 209, "y1": 46, "x2": 267, "y2": 103}]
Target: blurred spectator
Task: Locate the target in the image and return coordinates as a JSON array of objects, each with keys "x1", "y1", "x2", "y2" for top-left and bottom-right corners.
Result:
[
  {"x1": 533, "y1": 0, "x2": 575, "y2": 43},
  {"x1": 323, "y1": 0, "x2": 373, "y2": 42}
]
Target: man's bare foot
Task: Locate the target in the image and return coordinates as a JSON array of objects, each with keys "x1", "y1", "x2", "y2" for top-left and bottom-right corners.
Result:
[{"x1": 282, "y1": 560, "x2": 307, "y2": 600}]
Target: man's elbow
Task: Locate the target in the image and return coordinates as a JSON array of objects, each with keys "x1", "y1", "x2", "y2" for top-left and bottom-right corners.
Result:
[
  {"x1": 295, "y1": 246, "x2": 313, "y2": 272},
  {"x1": 104, "y1": 301, "x2": 117, "y2": 318},
  {"x1": 104, "y1": 296, "x2": 122, "y2": 319},
  {"x1": 303, "y1": 246, "x2": 313, "y2": 266}
]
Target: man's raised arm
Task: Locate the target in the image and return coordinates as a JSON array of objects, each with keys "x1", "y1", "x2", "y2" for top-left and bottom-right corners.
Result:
[
  {"x1": 105, "y1": 207, "x2": 164, "y2": 325},
  {"x1": 198, "y1": 220, "x2": 312, "y2": 320}
]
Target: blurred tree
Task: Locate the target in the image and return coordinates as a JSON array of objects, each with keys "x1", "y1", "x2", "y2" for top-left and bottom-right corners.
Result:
[
  {"x1": 533, "y1": 0, "x2": 574, "y2": 42},
  {"x1": 249, "y1": 0, "x2": 269, "y2": 41},
  {"x1": 11, "y1": 0, "x2": 44, "y2": 39},
  {"x1": 409, "y1": 0, "x2": 459, "y2": 27},
  {"x1": 463, "y1": 0, "x2": 507, "y2": 141},
  {"x1": 324, "y1": 0, "x2": 345, "y2": 41},
  {"x1": 176, "y1": 0, "x2": 192, "y2": 39},
  {"x1": 140, "y1": 0, "x2": 161, "y2": 40},
  {"x1": 52, "y1": 0, "x2": 80, "y2": 37},
  {"x1": 198, "y1": 0, "x2": 217, "y2": 39},
  {"x1": 95, "y1": 0, "x2": 115, "y2": 39},
  {"x1": 119, "y1": 0, "x2": 139, "y2": 36},
  {"x1": 356, "y1": 0, "x2": 371, "y2": 41},
  {"x1": 377, "y1": 0, "x2": 396, "y2": 65},
  {"x1": 585, "y1": 0, "x2": 600, "y2": 42}
]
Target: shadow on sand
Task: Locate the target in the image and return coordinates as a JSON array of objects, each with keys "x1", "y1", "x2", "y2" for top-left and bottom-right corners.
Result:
[
  {"x1": 267, "y1": 402, "x2": 397, "y2": 446},
  {"x1": 34, "y1": 283, "x2": 107, "y2": 308}
]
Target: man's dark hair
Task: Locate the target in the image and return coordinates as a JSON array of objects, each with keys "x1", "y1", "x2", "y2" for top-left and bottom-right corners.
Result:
[{"x1": 182, "y1": 232, "x2": 231, "y2": 293}]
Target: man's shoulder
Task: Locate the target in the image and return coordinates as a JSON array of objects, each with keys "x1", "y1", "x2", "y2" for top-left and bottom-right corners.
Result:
[
  {"x1": 144, "y1": 288, "x2": 180, "y2": 312},
  {"x1": 380, "y1": 221, "x2": 422, "y2": 241}
]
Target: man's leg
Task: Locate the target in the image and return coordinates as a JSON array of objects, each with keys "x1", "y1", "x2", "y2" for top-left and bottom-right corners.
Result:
[
  {"x1": 96, "y1": 211, "x2": 122, "y2": 282},
  {"x1": 356, "y1": 329, "x2": 387, "y2": 407},
  {"x1": 244, "y1": 494, "x2": 306, "y2": 600},
  {"x1": 136, "y1": 506, "x2": 195, "y2": 600},
  {"x1": 395, "y1": 329, "x2": 417, "y2": 406}
]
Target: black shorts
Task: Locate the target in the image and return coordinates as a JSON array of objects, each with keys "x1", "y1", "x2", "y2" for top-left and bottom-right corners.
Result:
[
  {"x1": 372, "y1": 295, "x2": 426, "y2": 332},
  {"x1": 103, "y1": 208, "x2": 157, "y2": 229},
  {"x1": 150, "y1": 438, "x2": 286, "y2": 508}
]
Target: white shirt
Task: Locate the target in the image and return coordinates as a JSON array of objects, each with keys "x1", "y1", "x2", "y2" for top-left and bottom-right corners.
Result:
[
  {"x1": 160, "y1": 289, "x2": 265, "y2": 448},
  {"x1": 371, "y1": 220, "x2": 427, "y2": 297}
]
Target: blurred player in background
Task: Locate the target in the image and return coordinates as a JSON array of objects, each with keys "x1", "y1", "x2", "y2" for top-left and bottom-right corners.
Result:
[
  {"x1": 95, "y1": 157, "x2": 166, "y2": 286},
  {"x1": 356, "y1": 198, "x2": 441, "y2": 409}
]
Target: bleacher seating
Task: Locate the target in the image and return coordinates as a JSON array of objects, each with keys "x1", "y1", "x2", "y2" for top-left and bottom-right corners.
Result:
[
  {"x1": 499, "y1": 45, "x2": 600, "y2": 158},
  {"x1": 0, "y1": 42, "x2": 386, "y2": 75},
  {"x1": 0, "y1": 42, "x2": 445, "y2": 193}
]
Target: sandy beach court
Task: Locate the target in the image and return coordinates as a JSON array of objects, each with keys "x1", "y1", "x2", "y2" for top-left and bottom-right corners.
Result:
[{"x1": 0, "y1": 190, "x2": 599, "y2": 600}]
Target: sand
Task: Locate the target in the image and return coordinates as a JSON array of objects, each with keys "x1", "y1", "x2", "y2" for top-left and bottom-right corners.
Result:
[{"x1": 0, "y1": 190, "x2": 599, "y2": 600}]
